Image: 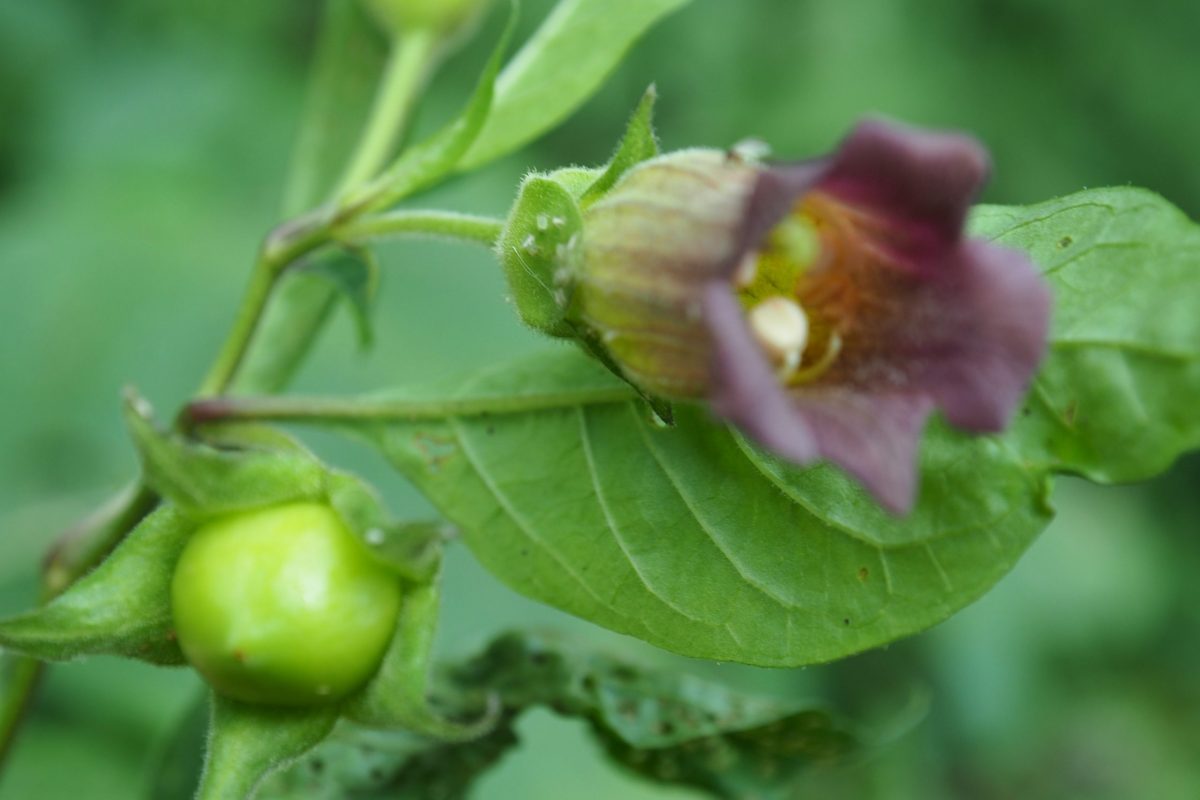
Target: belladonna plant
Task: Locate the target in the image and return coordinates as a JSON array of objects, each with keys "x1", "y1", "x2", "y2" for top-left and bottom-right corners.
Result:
[
  {"x1": 4, "y1": 1, "x2": 1200, "y2": 796},
  {"x1": 551, "y1": 119, "x2": 1053, "y2": 513}
]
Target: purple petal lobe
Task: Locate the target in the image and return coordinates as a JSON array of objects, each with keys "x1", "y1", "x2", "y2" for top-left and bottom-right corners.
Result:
[
  {"x1": 817, "y1": 118, "x2": 991, "y2": 260},
  {"x1": 703, "y1": 283, "x2": 818, "y2": 464},
  {"x1": 791, "y1": 388, "x2": 935, "y2": 515}
]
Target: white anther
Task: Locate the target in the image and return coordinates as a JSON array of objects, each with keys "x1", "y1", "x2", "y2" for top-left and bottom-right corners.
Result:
[
  {"x1": 748, "y1": 297, "x2": 809, "y2": 376},
  {"x1": 521, "y1": 234, "x2": 538, "y2": 253},
  {"x1": 536, "y1": 214, "x2": 550, "y2": 231},
  {"x1": 555, "y1": 243, "x2": 566, "y2": 260},
  {"x1": 551, "y1": 216, "x2": 566, "y2": 228},
  {"x1": 734, "y1": 252, "x2": 759, "y2": 288},
  {"x1": 567, "y1": 233, "x2": 581, "y2": 250}
]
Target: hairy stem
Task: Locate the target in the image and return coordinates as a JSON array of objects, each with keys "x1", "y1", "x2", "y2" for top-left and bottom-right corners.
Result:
[
  {"x1": 340, "y1": 210, "x2": 505, "y2": 247},
  {"x1": 187, "y1": 386, "x2": 636, "y2": 426}
]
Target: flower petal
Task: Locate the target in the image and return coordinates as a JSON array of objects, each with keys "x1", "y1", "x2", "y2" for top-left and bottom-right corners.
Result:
[{"x1": 703, "y1": 283, "x2": 818, "y2": 463}]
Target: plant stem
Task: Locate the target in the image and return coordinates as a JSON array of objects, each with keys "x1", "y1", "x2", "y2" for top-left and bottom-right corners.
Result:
[
  {"x1": 187, "y1": 386, "x2": 636, "y2": 426},
  {"x1": 339, "y1": 210, "x2": 505, "y2": 247},
  {"x1": 335, "y1": 29, "x2": 439, "y2": 197},
  {"x1": 0, "y1": 658, "x2": 41, "y2": 769},
  {"x1": 196, "y1": 221, "x2": 333, "y2": 397}
]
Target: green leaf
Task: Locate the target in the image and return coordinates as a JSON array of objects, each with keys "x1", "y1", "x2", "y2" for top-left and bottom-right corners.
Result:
[
  {"x1": 345, "y1": 569, "x2": 496, "y2": 739},
  {"x1": 332, "y1": 348, "x2": 1052, "y2": 666},
  {"x1": 262, "y1": 631, "x2": 859, "y2": 799},
  {"x1": 351, "y1": 2, "x2": 517, "y2": 212},
  {"x1": 459, "y1": 0, "x2": 691, "y2": 170},
  {"x1": 0, "y1": 507, "x2": 189, "y2": 665},
  {"x1": 258, "y1": 724, "x2": 518, "y2": 800},
  {"x1": 971, "y1": 187, "x2": 1200, "y2": 481},
  {"x1": 580, "y1": 84, "x2": 660, "y2": 207},
  {"x1": 296, "y1": 245, "x2": 381, "y2": 349},
  {"x1": 196, "y1": 695, "x2": 338, "y2": 800},
  {"x1": 128, "y1": 396, "x2": 327, "y2": 518},
  {"x1": 457, "y1": 633, "x2": 857, "y2": 799}
]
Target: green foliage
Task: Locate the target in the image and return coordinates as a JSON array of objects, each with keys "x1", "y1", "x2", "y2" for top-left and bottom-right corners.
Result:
[
  {"x1": 579, "y1": 84, "x2": 661, "y2": 208},
  {"x1": 346, "y1": 349, "x2": 1052, "y2": 665},
  {"x1": 345, "y1": 571, "x2": 497, "y2": 738},
  {"x1": 459, "y1": 0, "x2": 691, "y2": 170},
  {"x1": 498, "y1": 86, "x2": 659, "y2": 336},
  {"x1": 315, "y1": 188, "x2": 1200, "y2": 668},
  {"x1": 352, "y1": 2, "x2": 517, "y2": 212},
  {"x1": 259, "y1": 632, "x2": 859, "y2": 799},
  {"x1": 296, "y1": 245, "x2": 381, "y2": 350},
  {"x1": 0, "y1": 508, "x2": 188, "y2": 665},
  {"x1": 195, "y1": 696, "x2": 339, "y2": 800},
  {"x1": 127, "y1": 397, "x2": 327, "y2": 518},
  {"x1": 972, "y1": 188, "x2": 1200, "y2": 482}
]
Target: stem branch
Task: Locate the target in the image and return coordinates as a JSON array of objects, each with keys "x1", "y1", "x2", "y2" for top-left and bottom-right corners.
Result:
[
  {"x1": 188, "y1": 386, "x2": 636, "y2": 426},
  {"x1": 339, "y1": 210, "x2": 504, "y2": 247}
]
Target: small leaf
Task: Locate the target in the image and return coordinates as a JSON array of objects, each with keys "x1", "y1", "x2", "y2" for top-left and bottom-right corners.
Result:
[
  {"x1": 195, "y1": 694, "x2": 338, "y2": 800},
  {"x1": 128, "y1": 394, "x2": 326, "y2": 518},
  {"x1": 459, "y1": 0, "x2": 692, "y2": 170},
  {"x1": 297, "y1": 245, "x2": 380, "y2": 349},
  {"x1": 0, "y1": 507, "x2": 189, "y2": 665},
  {"x1": 345, "y1": 569, "x2": 496, "y2": 739},
  {"x1": 580, "y1": 84, "x2": 660, "y2": 207},
  {"x1": 353, "y1": 1, "x2": 517, "y2": 211},
  {"x1": 971, "y1": 187, "x2": 1200, "y2": 481}
]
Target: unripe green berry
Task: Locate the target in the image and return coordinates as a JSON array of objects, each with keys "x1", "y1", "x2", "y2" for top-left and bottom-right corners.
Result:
[{"x1": 171, "y1": 502, "x2": 402, "y2": 707}]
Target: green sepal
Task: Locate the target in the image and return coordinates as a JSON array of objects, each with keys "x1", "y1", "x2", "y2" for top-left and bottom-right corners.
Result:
[
  {"x1": 295, "y1": 244, "x2": 381, "y2": 350},
  {"x1": 127, "y1": 394, "x2": 326, "y2": 519},
  {"x1": 344, "y1": 569, "x2": 497, "y2": 740},
  {"x1": 497, "y1": 174, "x2": 584, "y2": 336},
  {"x1": 0, "y1": 506, "x2": 189, "y2": 666},
  {"x1": 580, "y1": 84, "x2": 660, "y2": 208},
  {"x1": 325, "y1": 470, "x2": 446, "y2": 582},
  {"x1": 195, "y1": 694, "x2": 339, "y2": 800}
]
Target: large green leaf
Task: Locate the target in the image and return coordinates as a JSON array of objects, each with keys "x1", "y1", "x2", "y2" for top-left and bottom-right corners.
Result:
[
  {"x1": 971, "y1": 187, "x2": 1200, "y2": 481},
  {"x1": 458, "y1": 0, "x2": 691, "y2": 170},
  {"x1": 292, "y1": 187, "x2": 1199, "y2": 666},
  {"x1": 341, "y1": 349, "x2": 1052, "y2": 666}
]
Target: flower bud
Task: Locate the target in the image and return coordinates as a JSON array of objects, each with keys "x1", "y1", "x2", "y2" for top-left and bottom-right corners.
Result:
[{"x1": 561, "y1": 120, "x2": 1053, "y2": 513}]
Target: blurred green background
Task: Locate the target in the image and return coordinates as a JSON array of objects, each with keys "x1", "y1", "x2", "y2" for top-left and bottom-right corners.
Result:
[{"x1": 2, "y1": 0, "x2": 1199, "y2": 797}]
